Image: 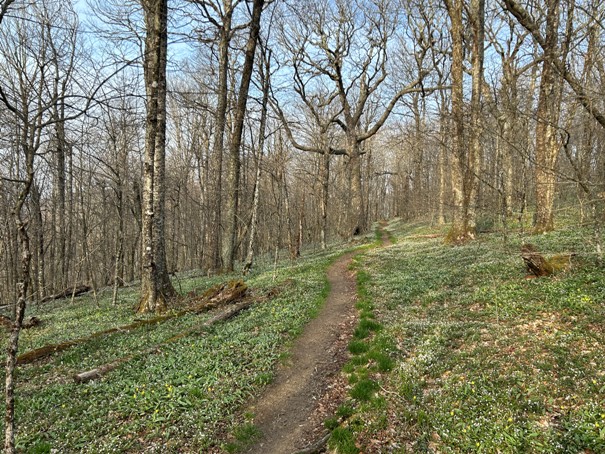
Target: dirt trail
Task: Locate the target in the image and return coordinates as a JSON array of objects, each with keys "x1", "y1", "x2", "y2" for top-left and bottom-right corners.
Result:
[
  {"x1": 245, "y1": 251, "x2": 358, "y2": 454},
  {"x1": 379, "y1": 221, "x2": 392, "y2": 247},
  {"x1": 245, "y1": 225, "x2": 391, "y2": 454}
]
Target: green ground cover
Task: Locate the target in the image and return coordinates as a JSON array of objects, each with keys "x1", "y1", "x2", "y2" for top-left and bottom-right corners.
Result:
[
  {"x1": 337, "y1": 220, "x2": 605, "y2": 453},
  {"x1": 2, "y1": 246, "x2": 355, "y2": 453},
  {"x1": 5, "y1": 218, "x2": 605, "y2": 453}
]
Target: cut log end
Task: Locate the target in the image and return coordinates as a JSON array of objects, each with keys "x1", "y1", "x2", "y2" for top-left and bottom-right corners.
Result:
[{"x1": 521, "y1": 243, "x2": 573, "y2": 277}]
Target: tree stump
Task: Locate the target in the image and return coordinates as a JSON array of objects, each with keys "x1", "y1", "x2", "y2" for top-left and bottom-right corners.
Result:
[{"x1": 521, "y1": 243, "x2": 553, "y2": 277}]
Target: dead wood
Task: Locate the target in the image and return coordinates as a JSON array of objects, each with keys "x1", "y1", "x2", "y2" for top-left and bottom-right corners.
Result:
[
  {"x1": 521, "y1": 243, "x2": 552, "y2": 277},
  {"x1": 1, "y1": 316, "x2": 41, "y2": 331},
  {"x1": 521, "y1": 243, "x2": 573, "y2": 277},
  {"x1": 187, "y1": 279, "x2": 248, "y2": 313},
  {"x1": 40, "y1": 285, "x2": 92, "y2": 303},
  {"x1": 0, "y1": 315, "x2": 12, "y2": 329},
  {"x1": 22, "y1": 316, "x2": 41, "y2": 329},
  {"x1": 73, "y1": 297, "x2": 256, "y2": 383},
  {"x1": 292, "y1": 431, "x2": 330, "y2": 454},
  {"x1": 18, "y1": 280, "x2": 251, "y2": 366},
  {"x1": 17, "y1": 314, "x2": 176, "y2": 365}
]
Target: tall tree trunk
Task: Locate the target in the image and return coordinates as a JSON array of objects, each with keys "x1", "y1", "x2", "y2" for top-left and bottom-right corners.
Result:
[
  {"x1": 4, "y1": 216, "x2": 30, "y2": 454},
  {"x1": 283, "y1": 171, "x2": 296, "y2": 258},
  {"x1": 53, "y1": 104, "x2": 67, "y2": 291},
  {"x1": 466, "y1": 0, "x2": 485, "y2": 235},
  {"x1": 348, "y1": 136, "x2": 365, "y2": 236},
  {"x1": 297, "y1": 192, "x2": 305, "y2": 255},
  {"x1": 242, "y1": 45, "x2": 270, "y2": 274},
  {"x1": 138, "y1": 0, "x2": 172, "y2": 313},
  {"x1": 222, "y1": 0, "x2": 264, "y2": 272},
  {"x1": 112, "y1": 180, "x2": 124, "y2": 306},
  {"x1": 243, "y1": 152, "x2": 262, "y2": 275},
  {"x1": 209, "y1": 3, "x2": 234, "y2": 271},
  {"x1": 30, "y1": 182, "x2": 45, "y2": 301},
  {"x1": 320, "y1": 149, "x2": 330, "y2": 248},
  {"x1": 533, "y1": 0, "x2": 561, "y2": 233},
  {"x1": 438, "y1": 103, "x2": 448, "y2": 225},
  {"x1": 4, "y1": 132, "x2": 35, "y2": 454},
  {"x1": 445, "y1": 0, "x2": 468, "y2": 241},
  {"x1": 153, "y1": 24, "x2": 175, "y2": 298}
]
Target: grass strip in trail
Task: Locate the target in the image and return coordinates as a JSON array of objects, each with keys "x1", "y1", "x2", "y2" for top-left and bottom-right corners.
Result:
[
  {"x1": 16, "y1": 280, "x2": 247, "y2": 365},
  {"x1": 326, "y1": 250, "x2": 395, "y2": 454},
  {"x1": 3, "y1": 247, "x2": 350, "y2": 453},
  {"x1": 320, "y1": 225, "x2": 396, "y2": 454},
  {"x1": 336, "y1": 220, "x2": 605, "y2": 453}
]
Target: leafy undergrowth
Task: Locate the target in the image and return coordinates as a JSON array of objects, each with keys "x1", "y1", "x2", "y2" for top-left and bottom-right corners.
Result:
[
  {"x1": 1, "y1": 246, "x2": 359, "y2": 453},
  {"x1": 341, "y1": 220, "x2": 605, "y2": 453}
]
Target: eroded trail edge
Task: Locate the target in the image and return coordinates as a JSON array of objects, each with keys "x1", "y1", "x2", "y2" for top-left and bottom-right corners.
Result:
[{"x1": 245, "y1": 251, "x2": 358, "y2": 454}]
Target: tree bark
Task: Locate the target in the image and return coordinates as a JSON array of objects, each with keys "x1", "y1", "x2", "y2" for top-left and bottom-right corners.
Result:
[
  {"x1": 52, "y1": 107, "x2": 67, "y2": 291},
  {"x1": 437, "y1": 101, "x2": 448, "y2": 225},
  {"x1": 319, "y1": 149, "x2": 330, "y2": 248},
  {"x1": 222, "y1": 0, "x2": 264, "y2": 272},
  {"x1": 30, "y1": 182, "x2": 45, "y2": 302},
  {"x1": 209, "y1": 1, "x2": 235, "y2": 272},
  {"x1": 466, "y1": 0, "x2": 485, "y2": 235},
  {"x1": 533, "y1": 0, "x2": 561, "y2": 233},
  {"x1": 348, "y1": 137, "x2": 365, "y2": 236},
  {"x1": 138, "y1": 0, "x2": 173, "y2": 313},
  {"x1": 445, "y1": 0, "x2": 468, "y2": 242},
  {"x1": 4, "y1": 133, "x2": 35, "y2": 454},
  {"x1": 4, "y1": 216, "x2": 30, "y2": 454},
  {"x1": 242, "y1": 44, "x2": 270, "y2": 274},
  {"x1": 152, "y1": 16, "x2": 175, "y2": 299}
]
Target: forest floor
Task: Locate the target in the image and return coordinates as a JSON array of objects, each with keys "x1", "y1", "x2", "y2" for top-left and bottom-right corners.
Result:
[{"x1": 4, "y1": 218, "x2": 605, "y2": 453}]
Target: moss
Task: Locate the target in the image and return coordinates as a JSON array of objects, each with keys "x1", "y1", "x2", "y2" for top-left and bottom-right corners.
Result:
[{"x1": 444, "y1": 225, "x2": 476, "y2": 244}]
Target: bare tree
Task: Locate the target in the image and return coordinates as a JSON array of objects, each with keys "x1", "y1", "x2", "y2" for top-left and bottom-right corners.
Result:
[
  {"x1": 270, "y1": 46, "x2": 344, "y2": 249},
  {"x1": 243, "y1": 40, "x2": 272, "y2": 274},
  {"x1": 188, "y1": 0, "x2": 246, "y2": 270},
  {"x1": 138, "y1": 0, "x2": 176, "y2": 313},
  {"x1": 444, "y1": 0, "x2": 485, "y2": 242},
  {"x1": 279, "y1": 0, "x2": 432, "y2": 236},
  {"x1": 501, "y1": 0, "x2": 605, "y2": 233},
  {"x1": 0, "y1": 2, "x2": 82, "y2": 450},
  {"x1": 222, "y1": 0, "x2": 265, "y2": 272}
]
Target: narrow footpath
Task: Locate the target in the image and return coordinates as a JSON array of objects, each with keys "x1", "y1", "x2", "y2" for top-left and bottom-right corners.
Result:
[
  {"x1": 245, "y1": 251, "x2": 358, "y2": 454},
  {"x1": 245, "y1": 225, "x2": 391, "y2": 454}
]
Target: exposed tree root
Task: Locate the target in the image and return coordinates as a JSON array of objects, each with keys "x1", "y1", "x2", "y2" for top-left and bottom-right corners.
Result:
[{"x1": 292, "y1": 431, "x2": 330, "y2": 454}]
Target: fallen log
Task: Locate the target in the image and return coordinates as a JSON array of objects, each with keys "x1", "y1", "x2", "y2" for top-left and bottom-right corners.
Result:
[
  {"x1": 18, "y1": 280, "x2": 248, "y2": 366},
  {"x1": 40, "y1": 285, "x2": 92, "y2": 303},
  {"x1": 73, "y1": 298, "x2": 256, "y2": 383},
  {"x1": 521, "y1": 243, "x2": 573, "y2": 277},
  {"x1": 17, "y1": 313, "x2": 177, "y2": 365},
  {"x1": 1, "y1": 315, "x2": 42, "y2": 331}
]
